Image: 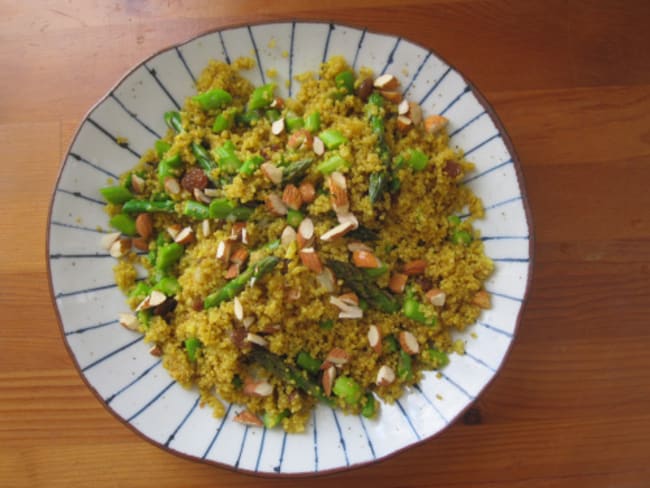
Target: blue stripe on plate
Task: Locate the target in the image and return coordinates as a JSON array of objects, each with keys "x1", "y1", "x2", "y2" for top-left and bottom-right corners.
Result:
[
  {"x1": 254, "y1": 426, "x2": 267, "y2": 472},
  {"x1": 69, "y1": 152, "x2": 119, "y2": 179},
  {"x1": 109, "y1": 93, "x2": 162, "y2": 139},
  {"x1": 86, "y1": 118, "x2": 142, "y2": 159},
  {"x1": 440, "y1": 85, "x2": 471, "y2": 116},
  {"x1": 202, "y1": 403, "x2": 233, "y2": 459},
  {"x1": 81, "y1": 335, "x2": 143, "y2": 372},
  {"x1": 380, "y1": 37, "x2": 401, "y2": 74},
  {"x1": 442, "y1": 373, "x2": 475, "y2": 400},
  {"x1": 218, "y1": 31, "x2": 231, "y2": 64},
  {"x1": 419, "y1": 66, "x2": 451, "y2": 106},
  {"x1": 464, "y1": 132, "x2": 500, "y2": 157},
  {"x1": 313, "y1": 410, "x2": 319, "y2": 471},
  {"x1": 480, "y1": 235, "x2": 529, "y2": 241},
  {"x1": 50, "y1": 253, "x2": 110, "y2": 259},
  {"x1": 234, "y1": 425, "x2": 249, "y2": 468},
  {"x1": 458, "y1": 195, "x2": 522, "y2": 219},
  {"x1": 331, "y1": 409, "x2": 350, "y2": 466},
  {"x1": 403, "y1": 52, "x2": 432, "y2": 96},
  {"x1": 272, "y1": 431, "x2": 288, "y2": 472},
  {"x1": 64, "y1": 319, "x2": 117, "y2": 336},
  {"x1": 105, "y1": 359, "x2": 162, "y2": 404},
  {"x1": 165, "y1": 395, "x2": 200, "y2": 447},
  {"x1": 144, "y1": 64, "x2": 181, "y2": 110},
  {"x1": 358, "y1": 415, "x2": 376, "y2": 458},
  {"x1": 413, "y1": 384, "x2": 449, "y2": 423},
  {"x1": 56, "y1": 282, "x2": 118, "y2": 299},
  {"x1": 478, "y1": 321, "x2": 514, "y2": 338},
  {"x1": 464, "y1": 351, "x2": 497, "y2": 373},
  {"x1": 395, "y1": 399, "x2": 421, "y2": 440},
  {"x1": 288, "y1": 21, "x2": 296, "y2": 97},
  {"x1": 50, "y1": 221, "x2": 104, "y2": 233},
  {"x1": 56, "y1": 188, "x2": 105, "y2": 206},
  {"x1": 352, "y1": 28, "x2": 367, "y2": 70},
  {"x1": 492, "y1": 257, "x2": 530, "y2": 263},
  {"x1": 449, "y1": 110, "x2": 486, "y2": 138},
  {"x1": 322, "y1": 23, "x2": 335, "y2": 63},
  {"x1": 247, "y1": 26, "x2": 265, "y2": 84},
  {"x1": 485, "y1": 289, "x2": 523, "y2": 302},
  {"x1": 126, "y1": 379, "x2": 176, "y2": 422},
  {"x1": 462, "y1": 158, "x2": 513, "y2": 184},
  {"x1": 175, "y1": 46, "x2": 196, "y2": 83}
]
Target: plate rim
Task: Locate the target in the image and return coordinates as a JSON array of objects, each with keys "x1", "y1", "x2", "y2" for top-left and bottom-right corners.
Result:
[{"x1": 46, "y1": 18, "x2": 535, "y2": 477}]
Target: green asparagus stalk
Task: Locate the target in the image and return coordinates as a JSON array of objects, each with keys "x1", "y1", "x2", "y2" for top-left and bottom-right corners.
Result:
[
  {"x1": 281, "y1": 158, "x2": 314, "y2": 183},
  {"x1": 366, "y1": 92, "x2": 391, "y2": 203}
]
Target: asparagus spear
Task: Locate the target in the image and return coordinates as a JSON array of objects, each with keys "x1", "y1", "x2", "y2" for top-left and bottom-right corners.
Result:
[
  {"x1": 325, "y1": 259, "x2": 400, "y2": 313},
  {"x1": 282, "y1": 158, "x2": 314, "y2": 183},
  {"x1": 346, "y1": 225, "x2": 380, "y2": 241},
  {"x1": 204, "y1": 256, "x2": 280, "y2": 309},
  {"x1": 366, "y1": 93, "x2": 391, "y2": 203},
  {"x1": 121, "y1": 199, "x2": 175, "y2": 213}
]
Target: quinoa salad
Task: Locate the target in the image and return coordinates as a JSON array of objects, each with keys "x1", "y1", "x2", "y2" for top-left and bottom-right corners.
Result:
[{"x1": 99, "y1": 56, "x2": 494, "y2": 432}]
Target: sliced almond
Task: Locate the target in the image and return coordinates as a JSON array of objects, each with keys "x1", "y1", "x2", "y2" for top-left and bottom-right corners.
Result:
[
  {"x1": 149, "y1": 345, "x2": 162, "y2": 356},
  {"x1": 245, "y1": 333, "x2": 268, "y2": 348},
  {"x1": 328, "y1": 171, "x2": 349, "y2": 214},
  {"x1": 397, "y1": 99, "x2": 410, "y2": 115},
  {"x1": 118, "y1": 312, "x2": 140, "y2": 331},
  {"x1": 336, "y1": 212, "x2": 359, "y2": 230},
  {"x1": 201, "y1": 219, "x2": 210, "y2": 237},
  {"x1": 298, "y1": 181, "x2": 316, "y2": 203},
  {"x1": 100, "y1": 232, "x2": 121, "y2": 251},
  {"x1": 286, "y1": 288, "x2": 301, "y2": 301},
  {"x1": 338, "y1": 292, "x2": 359, "y2": 306},
  {"x1": 312, "y1": 136, "x2": 325, "y2": 156},
  {"x1": 407, "y1": 101, "x2": 423, "y2": 125},
  {"x1": 166, "y1": 224, "x2": 181, "y2": 239},
  {"x1": 347, "y1": 241, "x2": 373, "y2": 253},
  {"x1": 379, "y1": 90, "x2": 403, "y2": 103},
  {"x1": 132, "y1": 237, "x2": 149, "y2": 251},
  {"x1": 130, "y1": 174, "x2": 145, "y2": 194},
  {"x1": 243, "y1": 377, "x2": 274, "y2": 397},
  {"x1": 174, "y1": 226, "x2": 194, "y2": 245},
  {"x1": 367, "y1": 324, "x2": 382, "y2": 354},
  {"x1": 230, "y1": 222, "x2": 247, "y2": 242},
  {"x1": 374, "y1": 73, "x2": 399, "y2": 90},
  {"x1": 322, "y1": 365, "x2": 336, "y2": 397},
  {"x1": 376, "y1": 365, "x2": 396, "y2": 386},
  {"x1": 164, "y1": 176, "x2": 181, "y2": 195},
  {"x1": 193, "y1": 187, "x2": 211, "y2": 204},
  {"x1": 326, "y1": 347, "x2": 349, "y2": 367},
  {"x1": 280, "y1": 225, "x2": 297, "y2": 247},
  {"x1": 271, "y1": 117, "x2": 285, "y2": 136},
  {"x1": 149, "y1": 290, "x2": 167, "y2": 307},
  {"x1": 109, "y1": 237, "x2": 131, "y2": 258},
  {"x1": 329, "y1": 295, "x2": 364, "y2": 320},
  {"x1": 320, "y1": 221, "x2": 354, "y2": 242},
  {"x1": 203, "y1": 188, "x2": 220, "y2": 197},
  {"x1": 299, "y1": 247, "x2": 323, "y2": 273},
  {"x1": 241, "y1": 225, "x2": 249, "y2": 245},
  {"x1": 315, "y1": 267, "x2": 336, "y2": 293},
  {"x1": 287, "y1": 128, "x2": 313, "y2": 150},
  {"x1": 473, "y1": 290, "x2": 491, "y2": 309},
  {"x1": 282, "y1": 184, "x2": 303, "y2": 210},
  {"x1": 403, "y1": 259, "x2": 428, "y2": 276},
  {"x1": 230, "y1": 246, "x2": 249, "y2": 265},
  {"x1": 233, "y1": 297, "x2": 244, "y2": 321},
  {"x1": 242, "y1": 316, "x2": 255, "y2": 329},
  {"x1": 270, "y1": 97, "x2": 284, "y2": 109},
  {"x1": 233, "y1": 410, "x2": 263, "y2": 427},
  {"x1": 424, "y1": 114, "x2": 449, "y2": 134},
  {"x1": 388, "y1": 273, "x2": 408, "y2": 294},
  {"x1": 265, "y1": 193, "x2": 288, "y2": 216},
  {"x1": 216, "y1": 240, "x2": 232, "y2": 262},
  {"x1": 261, "y1": 162, "x2": 283, "y2": 185},
  {"x1": 399, "y1": 330, "x2": 420, "y2": 355},
  {"x1": 396, "y1": 115, "x2": 413, "y2": 133},
  {"x1": 426, "y1": 288, "x2": 446, "y2": 307},
  {"x1": 352, "y1": 250, "x2": 381, "y2": 268},
  {"x1": 297, "y1": 217, "x2": 315, "y2": 248},
  {"x1": 225, "y1": 263, "x2": 240, "y2": 279}
]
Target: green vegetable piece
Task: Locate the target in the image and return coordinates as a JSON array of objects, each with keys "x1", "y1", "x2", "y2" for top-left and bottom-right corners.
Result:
[
  {"x1": 248, "y1": 83, "x2": 276, "y2": 110},
  {"x1": 332, "y1": 376, "x2": 362, "y2": 405},
  {"x1": 368, "y1": 92, "x2": 384, "y2": 107},
  {"x1": 100, "y1": 186, "x2": 133, "y2": 204},
  {"x1": 212, "y1": 113, "x2": 231, "y2": 133},
  {"x1": 185, "y1": 337, "x2": 202, "y2": 362},
  {"x1": 403, "y1": 289, "x2": 437, "y2": 327},
  {"x1": 383, "y1": 335, "x2": 398, "y2": 353},
  {"x1": 304, "y1": 111, "x2": 321, "y2": 133},
  {"x1": 137, "y1": 309, "x2": 151, "y2": 328},
  {"x1": 263, "y1": 409, "x2": 290, "y2": 429},
  {"x1": 208, "y1": 198, "x2": 235, "y2": 219},
  {"x1": 191, "y1": 142, "x2": 217, "y2": 173},
  {"x1": 397, "y1": 350, "x2": 413, "y2": 381},
  {"x1": 122, "y1": 199, "x2": 175, "y2": 214},
  {"x1": 109, "y1": 213, "x2": 137, "y2": 236},
  {"x1": 364, "y1": 263, "x2": 388, "y2": 279},
  {"x1": 447, "y1": 215, "x2": 461, "y2": 227},
  {"x1": 282, "y1": 158, "x2": 314, "y2": 183},
  {"x1": 192, "y1": 88, "x2": 232, "y2": 110},
  {"x1": 164, "y1": 111, "x2": 183, "y2": 133},
  {"x1": 335, "y1": 70, "x2": 355, "y2": 95},
  {"x1": 361, "y1": 393, "x2": 377, "y2": 418},
  {"x1": 318, "y1": 129, "x2": 348, "y2": 150},
  {"x1": 155, "y1": 140, "x2": 171, "y2": 158},
  {"x1": 183, "y1": 200, "x2": 210, "y2": 220},
  {"x1": 317, "y1": 154, "x2": 349, "y2": 174},
  {"x1": 229, "y1": 206, "x2": 254, "y2": 221},
  {"x1": 406, "y1": 149, "x2": 428, "y2": 171},
  {"x1": 296, "y1": 351, "x2": 321, "y2": 374},
  {"x1": 286, "y1": 115, "x2": 305, "y2": 132},
  {"x1": 452, "y1": 229, "x2": 473, "y2": 245},
  {"x1": 319, "y1": 319, "x2": 334, "y2": 330},
  {"x1": 236, "y1": 110, "x2": 262, "y2": 127},
  {"x1": 286, "y1": 209, "x2": 303, "y2": 228},
  {"x1": 214, "y1": 140, "x2": 241, "y2": 173},
  {"x1": 153, "y1": 276, "x2": 181, "y2": 296},
  {"x1": 265, "y1": 239, "x2": 281, "y2": 250},
  {"x1": 424, "y1": 349, "x2": 450, "y2": 369},
  {"x1": 239, "y1": 155, "x2": 264, "y2": 176},
  {"x1": 129, "y1": 281, "x2": 151, "y2": 301},
  {"x1": 155, "y1": 242, "x2": 184, "y2": 272},
  {"x1": 158, "y1": 153, "x2": 182, "y2": 183},
  {"x1": 266, "y1": 108, "x2": 282, "y2": 122}
]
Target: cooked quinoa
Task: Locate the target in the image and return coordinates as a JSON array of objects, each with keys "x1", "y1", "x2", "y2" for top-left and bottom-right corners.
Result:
[{"x1": 100, "y1": 56, "x2": 494, "y2": 432}]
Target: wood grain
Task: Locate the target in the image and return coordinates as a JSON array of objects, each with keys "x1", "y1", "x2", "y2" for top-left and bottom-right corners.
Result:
[{"x1": 1, "y1": 1, "x2": 649, "y2": 486}]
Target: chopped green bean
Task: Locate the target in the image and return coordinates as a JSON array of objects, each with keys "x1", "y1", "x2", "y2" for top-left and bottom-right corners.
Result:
[
  {"x1": 155, "y1": 242, "x2": 184, "y2": 272},
  {"x1": 164, "y1": 111, "x2": 183, "y2": 133},
  {"x1": 406, "y1": 149, "x2": 428, "y2": 171},
  {"x1": 191, "y1": 142, "x2": 217, "y2": 173},
  {"x1": 212, "y1": 112, "x2": 233, "y2": 133},
  {"x1": 155, "y1": 140, "x2": 171, "y2": 158},
  {"x1": 447, "y1": 215, "x2": 461, "y2": 227},
  {"x1": 282, "y1": 158, "x2": 314, "y2": 183},
  {"x1": 335, "y1": 70, "x2": 355, "y2": 95},
  {"x1": 332, "y1": 376, "x2": 362, "y2": 405},
  {"x1": 383, "y1": 334, "x2": 399, "y2": 353},
  {"x1": 451, "y1": 229, "x2": 472, "y2": 245},
  {"x1": 286, "y1": 209, "x2": 303, "y2": 228},
  {"x1": 185, "y1": 337, "x2": 202, "y2": 362},
  {"x1": 364, "y1": 263, "x2": 388, "y2": 279},
  {"x1": 423, "y1": 349, "x2": 450, "y2": 369},
  {"x1": 247, "y1": 83, "x2": 275, "y2": 110},
  {"x1": 236, "y1": 110, "x2": 261, "y2": 127},
  {"x1": 153, "y1": 276, "x2": 181, "y2": 296},
  {"x1": 137, "y1": 309, "x2": 151, "y2": 328},
  {"x1": 183, "y1": 201, "x2": 210, "y2": 220},
  {"x1": 228, "y1": 205, "x2": 254, "y2": 221},
  {"x1": 122, "y1": 199, "x2": 175, "y2": 214},
  {"x1": 214, "y1": 140, "x2": 241, "y2": 173},
  {"x1": 129, "y1": 281, "x2": 151, "y2": 301},
  {"x1": 263, "y1": 409, "x2": 290, "y2": 429},
  {"x1": 158, "y1": 153, "x2": 182, "y2": 183},
  {"x1": 304, "y1": 111, "x2": 321, "y2": 133},
  {"x1": 265, "y1": 108, "x2": 282, "y2": 122},
  {"x1": 317, "y1": 154, "x2": 349, "y2": 174},
  {"x1": 109, "y1": 213, "x2": 137, "y2": 236},
  {"x1": 397, "y1": 350, "x2": 413, "y2": 381},
  {"x1": 318, "y1": 129, "x2": 348, "y2": 149},
  {"x1": 208, "y1": 198, "x2": 235, "y2": 219},
  {"x1": 192, "y1": 88, "x2": 232, "y2": 110},
  {"x1": 286, "y1": 115, "x2": 304, "y2": 132},
  {"x1": 100, "y1": 186, "x2": 133, "y2": 204},
  {"x1": 361, "y1": 393, "x2": 377, "y2": 418},
  {"x1": 296, "y1": 351, "x2": 321, "y2": 374},
  {"x1": 239, "y1": 155, "x2": 264, "y2": 176},
  {"x1": 403, "y1": 289, "x2": 437, "y2": 326}
]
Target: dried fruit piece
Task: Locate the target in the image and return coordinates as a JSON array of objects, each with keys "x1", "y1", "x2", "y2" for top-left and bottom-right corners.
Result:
[
  {"x1": 181, "y1": 167, "x2": 208, "y2": 192},
  {"x1": 374, "y1": 74, "x2": 399, "y2": 90}
]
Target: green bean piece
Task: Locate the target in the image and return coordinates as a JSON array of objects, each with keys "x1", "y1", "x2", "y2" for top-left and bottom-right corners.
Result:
[
  {"x1": 265, "y1": 239, "x2": 281, "y2": 250},
  {"x1": 282, "y1": 158, "x2": 314, "y2": 183},
  {"x1": 182, "y1": 201, "x2": 210, "y2": 220},
  {"x1": 335, "y1": 70, "x2": 355, "y2": 95},
  {"x1": 192, "y1": 88, "x2": 232, "y2": 110},
  {"x1": 286, "y1": 209, "x2": 303, "y2": 228},
  {"x1": 212, "y1": 112, "x2": 232, "y2": 133},
  {"x1": 228, "y1": 205, "x2": 254, "y2": 222},
  {"x1": 304, "y1": 111, "x2": 321, "y2": 133},
  {"x1": 383, "y1": 334, "x2": 399, "y2": 353},
  {"x1": 155, "y1": 140, "x2": 171, "y2": 158},
  {"x1": 296, "y1": 351, "x2": 321, "y2": 374},
  {"x1": 109, "y1": 213, "x2": 137, "y2": 236},
  {"x1": 368, "y1": 172, "x2": 388, "y2": 203},
  {"x1": 316, "y1": 154, "x2": 349, "y2": 174},
  {"x1": 397, "y1": 350, "x2": 414, "y2": 381},
  {"x1": 263, "y1": 409, "x2": 290, "y2": 429},
  {"x1": 318, "y1": 129, "x2": 348, "y2": 149},
  {"x1": 122, "y1": 199, "x2": 175, "y2": 214},
  {"x1": 406, "y1": 149, "x2": 428, "y2": 171},
  {"x1": 423, "y1": 349, "x2": 450, "y2": 369},
  {"x1": 158, "y1": 153, "x2": 182, "y2": 183},
  {"x1": 208, "y1": 198, "x2": 235, "y2": 219},
  {"x1": 137, "y1": 309, "x2": 151, "y2": 328},
  {"x1": 153, "y1": 276, "x2": 181, "y2": 296},
  {"x1": 239, "y1": 155, "x2": 264, "y2": 176},
  {"x1": 332, "y1": 376, "x2": 362, "y2": 405},
  {"x1": 236, "y1": 110, "x2": 262, "y2": 127},
  {"x1": 452, "y1": 229, "x2": 473, "y2": 245},
  {"x1": 447, "y1": 215, "x2": 461, "y2": 227},
  {"x1": 214, "y1": 140, "x2": 241, "y2": 173},
  {"x1": 204, "y1": 256, "x2": 280, "y2": 308},
  {"x1": 185, "y1": 337, "x2": 202, "y2": 362},
  {"x1": 367, "y1": 92, "x2": 384, "y2": 107},
  {"x1": 364, "y1": 263, "x2": 388, "y2": 279},
  {"x1": 403, "y1": 290, "x2": 437, "y2": 326},
  {"x1": 155, "y1": 242, "x2": 184, "y2": 272},
  {"x1": 247, "y1": 83, "x2": 276, "y2": 110},
  {"x1": 100, "y1": 186, "x2": 133, "y2": 204},
  {"x1": 319, "y1": 319, "x2": 334, "y2": 330},
  {"x1": 361, "y1": 393, "x2": 377, "y2": 418},
  {"x1": 129, "y1": 281, "x2": 151, "y2": 302},
  {"x1": 285, "y1": 115, "x2": 305, "y2": 132},
  {"x1": 265, "y1": 108, "x2": 282, "y2": 122},
  {"x1": 164, "y1": 111, "x2": 183, "y2": 133},
  {"x1": 191, "y1": 142, "x2": 217, "y2": 173}
]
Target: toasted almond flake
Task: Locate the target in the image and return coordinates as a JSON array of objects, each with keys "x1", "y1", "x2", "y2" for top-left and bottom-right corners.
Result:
[
  {"x1": 338, "y1": 292, "x2": 359, "y2": 306},
  {"x1": 203, "y1": 188, "x2": 220, "y2": 197},
  {"x1": 299, "y1": 247, "x2": 323, "y2": 273},
  {"x1": 396, "y1": 115, "x2": 413, "y2": 133},
  {"x1": 243, "y1": 377, "x2": 274, "y2": 397},
  {"x1": 473, "y1": 290, "x2": 491, "y2": 309},
  {"x1": 320, "y1": 221, "x2": 354, "y2": 242},
  {"x1": 149, "y1": 290, "x2": 167, "y2": 307},
  {"x1": 374, "y1": 73, "x2": 399, "y2": 90},
  {"x1": 426, "y1": 288, "x2": 446, "y2": 307},
  {"x1": 262, "y1": 324, "x2": 281, "y2": 334},
  {"x1": 135, "y1": 213, "x2": 153, "y2": 239},
  {"x1": 118, "y1": 312, "x2": 140, "y2": 331},
  {"x1": 315, "y1": 267, "x2": 336, "y2": 293},
  {"x1": 201, "y1": 219, "x2": 210, "y2": 237},
  {"x1": 379, "y1": 90, "x2": 403, "y2": 103},
  {"x1": 298, "y1": 181, "x2": 316, "y2": 203},
  {"x1": 403, "y1": 259, "x2": 428, "y2": 276},
  {"x1": 280, "y1": 225, "x2": 297, "y2": 247},
  {"x1": 352, "y1": 249, "x2": 381, "y2": 268},
  {"x1": 312, "y1": 136, "x2": 325, "y2": 155},
  {"x1": 367, "y1": 324, "x2": 382, "y2": 354},
  {"x1": 241, "y1": 226, "x2": 248, "y2": 244},
  {"x1": 376, "y1": 365, "x2": 396, "y2": 386},
  {"x1": 174, "y1": 226, "x2": 194, "y2": 245},
  {"x1": 230, "y1": 246, "x2": 249, "y2": 265},
  {"x1": 408, "y1": 101, "x2": 423, "y2": 125},
  {"x1": 242, "y1": 316, "x2": 255, "y2": 329},
  {"x1": 100, "y1": 232, "x2": 121, "y2": 250},
  {"x1": 261, "y1": 162, "x2": 283, "y2": 184},
  {"x1": 132, "y1": 237, "x2": 149, "y2": 251},
  {"x1": 388, "y1": 273, "x2": 409, "y2": 294},
  {"x1": 287, "y1": 128, "x2": 313, "y2": 150},
  {"x1": 270, "y1": 97, "x2": 284, "y2": 109},
  {"x1": 230, "y1": 222, "x2": 247, "y2": 241},
  {"x1": 322, "y1": 365, "x2": 336, "y2": 397},
  {"x1": 225, "y1": 263, "x2": 240, "y2": 279},
  {"x1": 286, "y1": 288, "x2": 301, "y2": 301},
  {"x1": 328, "y1": 171, "x2": 349, "y2": 213},
  {"x1": 282, "y1": 184, "x2": 303, "y2": 210},
  {"x1": 265, "y1": 193, "x2": 288, "y2": 216},
  {"x1": 233, "y1": 297, "x2": 244, "y2": 321},
  {"x1": 339, "y1": 307, "x2": 363, "y2": 319},
  {"x1": 271, "y1": 117, "x2": 285, "y2": 135},
  {"x1": 246, "y1": 333, "x2": 268, "y2": 348},
  {"x1": 297, "y1": 218, "x2": 314, "y2": 248},
  {"x1": 399, "y1": 331, "x2": 420, "y2": 355},
  {"x1": 347, "y1": 241, "x2": 373, "y2": 253},
  {"x1": 216, "y1": 240, "x2": 230, "y2": 261},
  {"x1": 109, "y1": 237, "x2": 131, "y2": 258},
  {"x1": 233, "y1": 410, "x2": 263, "y2": 427},
  {"x1": 424, "y1": 114, "x2": 449, "y2": 134},
  {"x1": 336, "y1": 212, "x2": 359, "y2": 230},
  {"x1": 193, "y1": 188, "x2": 211, "y2": 204},
  {"x1": 166, "y1": 224, "x2": 181, "y2": 239},
  {"x1": 164, "y1": 177, "x2": 181, "y2": 195},
  {"x1": 130, "y1": 174, "x2": 145, "y2": 194},
  {"x1": 149, "y1": 345, "x2": 162, "y2": 356},
  {"x1": 398, "y1": 99, "x2": 410, "y2": 115},
  {"x1": 326, "y1": 347, "x2": 349, "y2": 366}
]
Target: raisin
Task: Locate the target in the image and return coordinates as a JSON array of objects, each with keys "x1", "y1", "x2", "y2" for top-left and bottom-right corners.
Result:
[{"x1": 181, "y1": 167, "x2": 208, "y2": 192}]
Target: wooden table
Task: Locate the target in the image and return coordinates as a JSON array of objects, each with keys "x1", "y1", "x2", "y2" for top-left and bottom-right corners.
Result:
[{"x1": 2, "y1": 1, "x2": 649, "y2": 486}]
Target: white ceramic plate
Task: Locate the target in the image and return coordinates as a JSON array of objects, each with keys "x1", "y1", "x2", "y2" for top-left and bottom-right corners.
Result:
[{"x1": 47, "y1": 21, "x2": 532, "y2": 475}]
